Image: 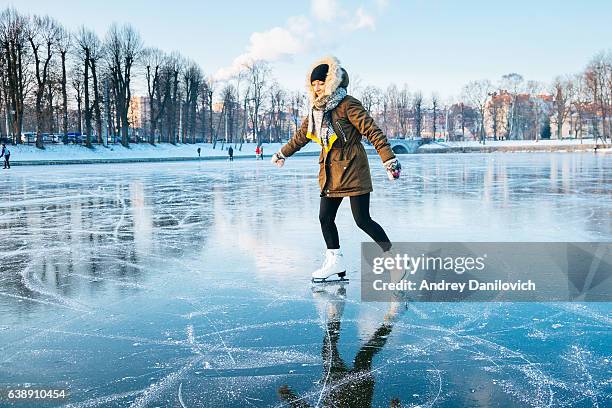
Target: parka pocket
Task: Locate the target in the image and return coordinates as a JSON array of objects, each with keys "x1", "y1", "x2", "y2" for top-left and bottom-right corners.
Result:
[{"x1": 329, "y1": 157, "x2": 364, "y2": 192}]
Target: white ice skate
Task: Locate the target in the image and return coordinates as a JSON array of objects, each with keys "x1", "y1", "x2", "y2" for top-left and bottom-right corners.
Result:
[
  {"x1": 311, "y1": 249, "x2": 349, "y2": 283},
  {"x1": 384, "y1": 247, "x2": 408, "y2": 284}
]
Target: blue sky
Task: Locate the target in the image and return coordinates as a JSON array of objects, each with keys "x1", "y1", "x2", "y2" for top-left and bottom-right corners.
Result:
[{"x1": 12, "y1": 0, "x2": 612, "y2": 100}]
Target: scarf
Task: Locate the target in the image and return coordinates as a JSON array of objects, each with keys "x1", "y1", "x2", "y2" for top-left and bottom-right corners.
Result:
[{"x1": 306, "y1": 87, "x2": 347, "y2": 153}]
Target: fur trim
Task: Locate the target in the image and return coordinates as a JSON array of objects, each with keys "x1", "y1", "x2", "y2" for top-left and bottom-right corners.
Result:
[{"x1": 305, "y1": 56, "x2": 343, "y2": 104}]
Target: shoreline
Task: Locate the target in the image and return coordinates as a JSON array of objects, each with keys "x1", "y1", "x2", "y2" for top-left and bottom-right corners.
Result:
[
  {"x1": 414, "y1": 142, "x2": 609, "y2": 154},
  {"x1": 4, "y1": 140, "x2": 609, "y2": 167},
  {"x1": 9, "y1": 151, "x2": 321, "y2": 166}
]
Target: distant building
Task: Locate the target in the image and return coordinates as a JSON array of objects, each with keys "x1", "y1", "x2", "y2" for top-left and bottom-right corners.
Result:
[
  {"x1": 128, "y1": 96, "x2": 151, "y2": 130},
  {"x1": 483, "y1": 91, "x2": 554, "y2": 140},
  {"x1": 212, "y1": 102, "x2": 224, "y2": 113}
]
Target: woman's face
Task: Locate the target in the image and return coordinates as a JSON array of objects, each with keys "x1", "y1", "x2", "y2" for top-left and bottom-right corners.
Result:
[{"x1": 312, "y1": 80, "x2": 325, "y2": 98}]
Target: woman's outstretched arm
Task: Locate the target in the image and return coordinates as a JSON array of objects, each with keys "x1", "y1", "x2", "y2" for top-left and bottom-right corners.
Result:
[
  {"x1": 280, "y1": 116, "x2": 310, "y2": 158},
  {"x1": 345, "y1": 96, "x2": 395, "y2": 163}
]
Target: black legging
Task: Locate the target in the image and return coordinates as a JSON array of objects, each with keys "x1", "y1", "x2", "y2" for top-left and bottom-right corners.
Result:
[{"x1": 319, "y1": 192, "x2": 391, "y2": 252}]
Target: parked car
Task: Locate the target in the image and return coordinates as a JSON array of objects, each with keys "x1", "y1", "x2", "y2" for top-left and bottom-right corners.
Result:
[
  {"x1": 20, "y1": 132, "x2": 36, "y2": 144},
  {"x1": 63, "y1": 132, "x2": 82, "y2": 144}
]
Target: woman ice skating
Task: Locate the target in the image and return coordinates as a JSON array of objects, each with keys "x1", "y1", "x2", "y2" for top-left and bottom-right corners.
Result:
[{"x1": 271, "y1": 56, "x2": 402, "y2": 283}]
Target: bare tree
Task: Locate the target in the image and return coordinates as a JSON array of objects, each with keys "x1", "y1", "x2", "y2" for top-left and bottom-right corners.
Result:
[
  {"x1": 398, "y1": 85, "x2": 410, "y2": 137},
  {"x1": 27, "y1": 14, "x2": 60, "y2": 147},
  {"x1": 202, "y1": 76, "x2": 214, "y2": 145},
  {"x1": 56, "y1": 25, "x2": 70, "y2": 139},
  {"x1": 219, "y1": 83, "x2": 237, "y2": 145},
  {"x1": 385, "y1": 84, "x2": 409, "y2": 138},
  {"x1": 462, "y1": 79, "x2": 493, "y2": 143},
  {"x1": 182, "y1": 60, "x2": 202, "y2": 143},
  {"x1": 74, "y1": 27, "x2": 103, "y2": 146},
  {"x1": 289, "y1": 90, "x2": 305, "y2": 141},
  {"x1": 584, "y1": 52, "x2": 611, "y2": 142},
  {"x1": 549, "y1": 76, "x2": 574, "y2": 139},
  {"x1": 569, "y1": 73, "x2": 589, "y2": 140},
  {"x1": 487, "y1": 91, "x2": 506, "y2": 140},
  {"x1": 526, "y1": 80, "x2": 548, "y2": 141},
  {"x1": 104, "y1": 23, "x2": 142, "y2": 146},
  {"x1": 143, "y1": 48, "x2": 165, "y2": 143},
  {"x1": 431, "y1": 93, "x2": 439, "y2": 140},
  {"x1": 235, "y1": 70, "x2": 249, "y2": 148},
  {"x1": 360, "y1": 85, "x2": 380, "y2": 114},
  {"x1": 88, "y1": 33, "x2": 103, "y2": 144},
  {"x1": 265, "y1": 83, "x2": 286, "y2": 143},
  {"x1": 0, "y1": 8, "x2": 30, "y2": 143},
  {"x1": 71, "y1": 65, "x2": 83, "y2": 136},
  {"x1": 245, "y1": 60, "x2": 269, "y2": 145},
  {"x1": 413, "y1": 91, "x2": 423, "y2": 138},
  {"x1": 165, "y1": 53, "x2": 182, "y2": 144},
  {"x1": 500, "y1": 73, "x2": 524, "y2": 139}
]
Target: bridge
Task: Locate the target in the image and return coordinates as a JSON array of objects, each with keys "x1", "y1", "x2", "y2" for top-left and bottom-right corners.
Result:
[{"x1": 364, "y1": 138, "x2": 424, "y2": 154}]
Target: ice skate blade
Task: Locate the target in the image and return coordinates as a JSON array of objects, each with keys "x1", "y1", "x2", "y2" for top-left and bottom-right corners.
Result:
[{"x1": 311, "y1": 272, "x2": 349, "y2": 284}]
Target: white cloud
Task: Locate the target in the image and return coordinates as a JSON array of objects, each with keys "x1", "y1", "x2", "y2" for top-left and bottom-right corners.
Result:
[
  {"x1": 214, "y1": 18, "x2": 312, "y2": 81},
  {"x1": 311, "y1": 0, "x2": 340, "y2": 22},
  {"x1": 345, "y1": 7, "x2": 376, "y2": 31},
  {"x1": 214, "y1": 2, "x2": 381, "y2": 81}
]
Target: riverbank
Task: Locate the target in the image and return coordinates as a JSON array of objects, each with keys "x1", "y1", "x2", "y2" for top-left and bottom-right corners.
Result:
[
  {"x1": 3, "y1": 138, "x2": 609, "y2": 166},
  {"x1": 6, "y1": 142, "x2": 321, "y2": 166},
  {"x1": 415, "y1": 139, "x2": 609, "y2": 154}
]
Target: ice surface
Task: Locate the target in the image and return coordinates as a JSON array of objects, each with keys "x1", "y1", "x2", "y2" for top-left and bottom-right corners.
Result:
[{"x1": 0, "y1": 152, "x2": 610, "y2": 407}]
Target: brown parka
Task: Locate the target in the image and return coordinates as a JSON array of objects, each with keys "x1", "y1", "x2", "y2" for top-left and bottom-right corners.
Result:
[{"x1": 280, "y1": 95, "x2": 396, "y2": 198}]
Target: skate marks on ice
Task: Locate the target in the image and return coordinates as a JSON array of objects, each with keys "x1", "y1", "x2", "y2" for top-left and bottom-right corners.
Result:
[
  {"x1": 0, "y1": 158, "x2": 610, "y2": 406},
  {"x1": 273, "y1": 300, "x2": 610, "y2": 407}
]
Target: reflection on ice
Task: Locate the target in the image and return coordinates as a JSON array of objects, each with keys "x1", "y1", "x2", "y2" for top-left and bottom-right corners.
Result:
[{"x1": 0, "y1": 152, "x2": 610, "y2": 407}]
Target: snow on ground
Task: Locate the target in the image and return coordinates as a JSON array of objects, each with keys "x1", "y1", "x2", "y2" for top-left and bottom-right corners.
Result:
[
  {"x1": 8, "y1": 142, "x2": 322, "y2": 162},
  {"x1": 419, "y1": 138, "x2": 602, "y2": 150},
  {"x1": 3, "y1": 138, "x2": 608, "y2": 165}
]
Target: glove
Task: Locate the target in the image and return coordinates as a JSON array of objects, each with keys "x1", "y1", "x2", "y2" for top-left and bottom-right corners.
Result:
[
  {"x1": 383, "y1": 158, "x2": 401, "y2": 180},
  {"x1": 271, "y1": 151, "x2": 286, "y2": 168}
]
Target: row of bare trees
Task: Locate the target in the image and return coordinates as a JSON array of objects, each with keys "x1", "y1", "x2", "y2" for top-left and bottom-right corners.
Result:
[
  {"x1": 358, "y1": 56, "x2": 612, "y2": 143},
  {"x1": 0, "y1": 6, "x2": 301, "y2": 149},
  {"x1": 0, "y1": 7, "x2": 147, "y2": 147}
]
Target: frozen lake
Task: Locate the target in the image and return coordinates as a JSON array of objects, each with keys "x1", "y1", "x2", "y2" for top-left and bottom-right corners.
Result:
[{"x1": 0, "y1": 152, "x2": 610, "y2": 407}]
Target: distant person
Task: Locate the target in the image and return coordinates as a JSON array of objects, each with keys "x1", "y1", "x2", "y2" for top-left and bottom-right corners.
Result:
[
  {"x1": 228, "y1": 146, "x2": 234, "y2": 161},
  {"x1": 255, "y1": 145, "x2": 261, "y2": 159},
  {"x1": 197, "y1": 147, "x2": 201, "y2": 157},
  {"x1": 1, "y1": 143, "x2": 10, "y2": 169},
  {"x1": 259, "y1": 145, "x2": 264, "y2": 160}
]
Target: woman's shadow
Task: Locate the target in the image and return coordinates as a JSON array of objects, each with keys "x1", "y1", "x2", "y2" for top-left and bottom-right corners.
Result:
[{"x1": 278, "y1": 283, "x2": 406, "y2": 407}]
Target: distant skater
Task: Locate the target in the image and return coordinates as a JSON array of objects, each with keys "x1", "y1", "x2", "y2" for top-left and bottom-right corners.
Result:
[
  {"x1": 197, "y1": 147, "x2": 201, "y2": 157},
  {"x1": 259, "y1": 145, "x2": 264, "y2": 160},
  {"x1": 228, "y1": 146, "x2": 234, "y2": 161},
  {"x1": 1, "y1": 143, "x2": 10, "y2": 169}
]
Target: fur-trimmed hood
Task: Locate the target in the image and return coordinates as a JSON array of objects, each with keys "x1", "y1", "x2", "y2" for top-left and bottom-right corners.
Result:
[{"x1": 306, "y1": 56, "x2": 347, "y2": 103}]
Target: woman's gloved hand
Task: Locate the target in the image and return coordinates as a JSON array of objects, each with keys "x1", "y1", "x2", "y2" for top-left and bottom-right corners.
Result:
[
  {"x1": 383, "y1": 158, "x2": 401, "y2": 180},
  {"x1": 271, "y1": 151, "x2": 286, "y2": 168}
]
